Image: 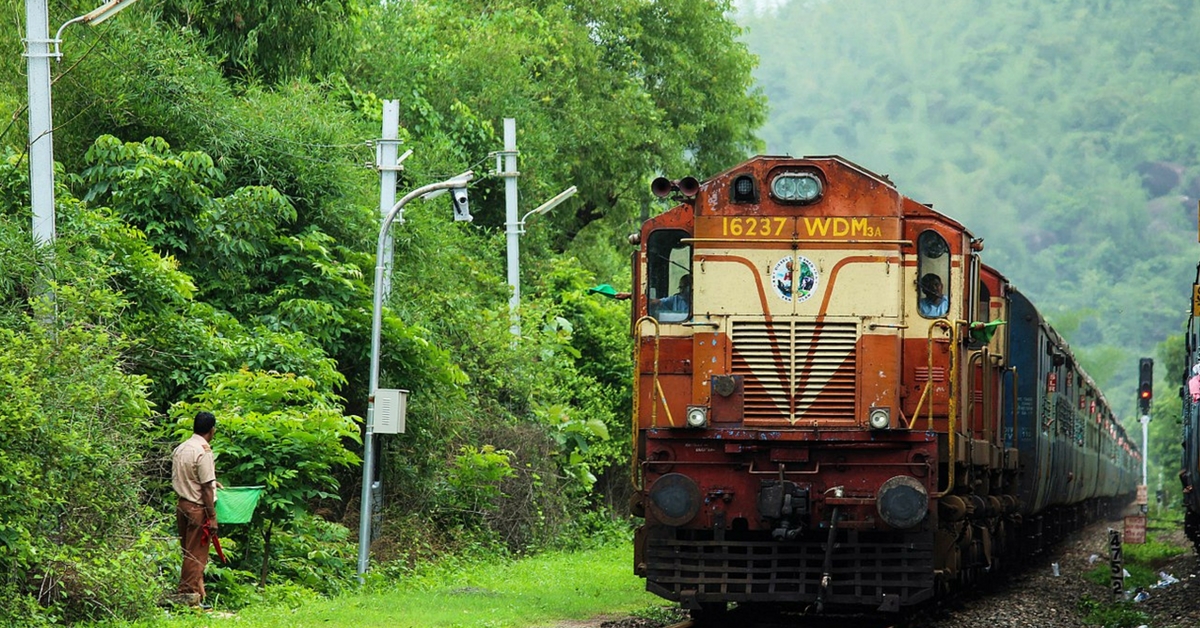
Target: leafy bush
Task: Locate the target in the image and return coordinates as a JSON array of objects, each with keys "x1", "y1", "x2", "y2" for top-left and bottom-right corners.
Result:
[
  {"x1": 552, "y1": 507, "x2": 634, "y2": 552},
  {"x1": 440, "y1": 445, "x2": 517, "y2": 518},
  {"x1": 33, "y1": 535, "x2": 170, "y2": 623},
  {"x1": 203, "y1": 515, "x2": 354, "y2": 608},
  {"x1": 171, "y1": 369, "x2": 361, "y2": 590},
  {"x1": 0, "y1": 273, "x2": 161, "y2": 624}
]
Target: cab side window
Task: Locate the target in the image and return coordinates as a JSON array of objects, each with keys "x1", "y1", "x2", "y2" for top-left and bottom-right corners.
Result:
[
  {"x1": 646, "y1": 229, "x2": 692, "y2": 323},
  {"x1": 977, "y1": 281, "x2": 991, "y2": 323},
  {"x1": 917, "y1": 230, "x2": 950, "y2": 319}
]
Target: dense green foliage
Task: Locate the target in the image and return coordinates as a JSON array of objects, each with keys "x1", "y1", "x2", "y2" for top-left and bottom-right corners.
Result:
[
  {"x1": 1, "y1": 0, "x2": 762, "y2": 622},
  {"x1": 0, "y1": 166, "x2": 169, "y2": 624},
  {"x1": 171, "y1": 369, "x2": 361, "y2": 590},
  {"x1": 349, "y1": 0, "x2": 765, "y2": 272}
]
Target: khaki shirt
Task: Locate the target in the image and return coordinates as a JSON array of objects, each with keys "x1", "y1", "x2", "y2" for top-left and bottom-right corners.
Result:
[{"x1": 172, "y1": 434, "x2": 217, "y2": 504}]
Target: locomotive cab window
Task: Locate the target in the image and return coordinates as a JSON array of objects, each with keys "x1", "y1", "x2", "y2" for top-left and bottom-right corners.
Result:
[
  {"x1": 977, "y1": 281, "x2": 991, "y2": 323},
  {"x1": 646, "y1": 229, "x2": 692, "y2": 323},
  {"x1": 917, "y1": 230, "x2": 950, "y2": 318}
]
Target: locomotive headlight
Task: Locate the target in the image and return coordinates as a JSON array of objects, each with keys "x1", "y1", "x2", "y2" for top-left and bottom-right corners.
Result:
[
  {"x1": 648, "y1": 473, "x2": 702, "y2": 526},
  {"x1": 868, "y1": 407, "x2": 891, "y2": 430},
  {"x1": 877, "y1": 475, "x2": 928, "y2": 529},
  {"x1": 770, "y1": 172, "x2": 823, "y2": 203},
  {"x1": 685, "y1": 406, "x2": 709, "y2": 429}
]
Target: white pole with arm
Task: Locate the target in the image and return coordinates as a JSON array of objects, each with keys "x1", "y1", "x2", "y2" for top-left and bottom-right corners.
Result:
[
  {"x1": 25, "y1": 0, "x2": 54, "y2": 246},
  {"x1": 357, "y1": 171, "x2": 474, "y2": 581},
  {"x1": 25, "y1": 0, "x2": 142, "y2": 247}
]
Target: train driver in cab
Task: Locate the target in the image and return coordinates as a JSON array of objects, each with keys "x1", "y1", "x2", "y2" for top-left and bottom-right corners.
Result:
[
  {"x1": 651, "y1": 273, "x2": 692, "y2": 319},
  {"x1": 919, "y1": 273, "x2": 949, "y2": 318}
]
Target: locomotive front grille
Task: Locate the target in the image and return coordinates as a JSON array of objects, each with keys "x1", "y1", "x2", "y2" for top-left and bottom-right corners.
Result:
[
  {"x1": 731, "y1": 320, "x2": 858, "y2": 425},
  {"x1": 643, "y1": 532, "x2": 934, "y2": 607}
]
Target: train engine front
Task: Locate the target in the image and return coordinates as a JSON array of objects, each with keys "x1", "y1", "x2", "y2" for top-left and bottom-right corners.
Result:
[{"x1": 630, "y1": 156, "x2": 1006, "y2": 614}]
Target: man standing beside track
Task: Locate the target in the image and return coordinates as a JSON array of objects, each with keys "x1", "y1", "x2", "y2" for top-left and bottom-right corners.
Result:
[{"x1": 171, "y1": 411, "x2": 220, "y2": 607}]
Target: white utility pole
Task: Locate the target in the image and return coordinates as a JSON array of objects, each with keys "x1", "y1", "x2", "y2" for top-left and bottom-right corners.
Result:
[
  {"x1": 497, "y1": 118, "x2": 576, "y2": 339},
  {"x1": 501, "y1": 119, "x2": 520, "y2": 337},
  {"x1": 1141, "y1": 414, "x2": 1149, "y2": 487},
  {"x1": 24, "y1": 0, "x2": 142, "y2": 247},
  {"x1": 25, "y1": 0, "x2": 55, "y2": 246},
  {"x1": 376, "y1": 100, "x2": 409, "y2": 297}
]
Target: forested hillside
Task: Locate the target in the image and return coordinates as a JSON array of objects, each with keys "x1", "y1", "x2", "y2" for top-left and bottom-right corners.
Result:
[
  {"x1": 0, "y1": 0, "x2": 763, "y2": 623},
  {"x1": 740, "y1": 0, "x2": 1200, "y2": 402}
]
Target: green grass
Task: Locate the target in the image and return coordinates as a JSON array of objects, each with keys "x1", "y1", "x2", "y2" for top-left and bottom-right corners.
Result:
[
  {"x1": 1083, "y1": 530, "x2": 1189, "y2": 591},
  {"x1": 1078, "y1": 597, "x2": 1149, "y2": 628},
  {"x1": 1084, "y1": 561, "x2": 1159, "y2": 590},
  {"x1": 1079, "y1": 528, "x2": 1189, "y2": 626},
  {"x1": 1123, "y1": 534, "x2": 1188, "y2": 565},
  {"x1": 111, "y1": 543, "x2": 667, "y2": 628}
]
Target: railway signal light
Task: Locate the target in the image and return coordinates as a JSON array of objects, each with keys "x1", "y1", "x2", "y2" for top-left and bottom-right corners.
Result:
[{"x1": 1138, "y1": 358, "x2": 1154, "y2": 415}]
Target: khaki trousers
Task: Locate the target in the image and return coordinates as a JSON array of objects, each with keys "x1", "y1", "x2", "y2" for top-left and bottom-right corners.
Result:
[{"x1": 175, "y1": 499, "x2": 211, "y2": 599}]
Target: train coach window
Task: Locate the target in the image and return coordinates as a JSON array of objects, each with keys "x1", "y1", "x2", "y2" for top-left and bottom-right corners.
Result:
[
  {"x1": 647, "y1": 229, "x2": 692, "y2": 323},
  {"x1": 917, "y1": 230, "x2": 950, "y2": 319}
]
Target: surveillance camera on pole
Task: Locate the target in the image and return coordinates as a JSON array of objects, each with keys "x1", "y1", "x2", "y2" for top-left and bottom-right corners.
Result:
[{"x1": 451, "y1": 187, "x2": 472, "y2": 222}]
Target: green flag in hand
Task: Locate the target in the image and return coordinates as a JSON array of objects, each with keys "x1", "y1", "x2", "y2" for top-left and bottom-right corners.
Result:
[{"x1": 970, "y1": 320, "x2": 1005, "y2": 344}]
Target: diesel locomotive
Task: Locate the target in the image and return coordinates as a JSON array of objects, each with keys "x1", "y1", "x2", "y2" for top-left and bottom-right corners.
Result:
[{"x1": 627, "y1": 155, "x2": 1141, "y2": 616}]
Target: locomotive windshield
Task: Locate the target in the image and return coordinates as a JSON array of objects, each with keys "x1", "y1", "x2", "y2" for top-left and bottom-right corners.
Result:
[
  {"x1": 917, "y1": 230, "x2": 950, "y2": 318},
  {"x1": 646, "y1": 229, "x2": 692, "y2": 323}
]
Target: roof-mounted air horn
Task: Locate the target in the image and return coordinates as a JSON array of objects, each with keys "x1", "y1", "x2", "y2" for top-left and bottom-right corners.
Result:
[{"x1": 651, "y1": 176, "x2": 700, "y2": 199}]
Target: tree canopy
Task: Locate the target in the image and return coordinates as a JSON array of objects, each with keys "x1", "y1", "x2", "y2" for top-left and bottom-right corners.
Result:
[{"x1": 0, "y1": 0, "x2": 763, "y2": 621}]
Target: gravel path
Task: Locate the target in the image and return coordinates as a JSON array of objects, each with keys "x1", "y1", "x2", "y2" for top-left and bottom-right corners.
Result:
[{"x1": 910, "y1": 518, "x2": 1200, "y2": 628}]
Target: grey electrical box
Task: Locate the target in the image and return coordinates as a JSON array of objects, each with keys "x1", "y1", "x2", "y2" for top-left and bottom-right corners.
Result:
[{"x1": 374, "y1": 388, "x2": 408, "y2": 434}]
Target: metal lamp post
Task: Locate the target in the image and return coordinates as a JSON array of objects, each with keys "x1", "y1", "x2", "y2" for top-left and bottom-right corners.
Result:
[
  {"x1": 495, "y1": 118, "x2": 577, "y2": 338},
  {"x1": 357, "y1": 171, "x2": 474, "y2": 580},
  {"x1": 505, "y1": 185, "x2": 576, "y2": 337},
  {"x1": 24, "y1": 0, "x2": 141, "y2": 246},
  {"x1": 520, "y1": 186, "x2": 578, "y2": 235}
]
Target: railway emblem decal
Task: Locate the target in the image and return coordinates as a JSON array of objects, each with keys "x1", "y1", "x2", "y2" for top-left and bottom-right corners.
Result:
[{"x1": 771, "y1": 256, "x2": 817, "y2": 302}]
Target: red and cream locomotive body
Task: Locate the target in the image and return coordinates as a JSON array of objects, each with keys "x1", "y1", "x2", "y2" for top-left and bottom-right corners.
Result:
[{"x1": 629, "y1": 155, "x2": 1139, "y2": 614}]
